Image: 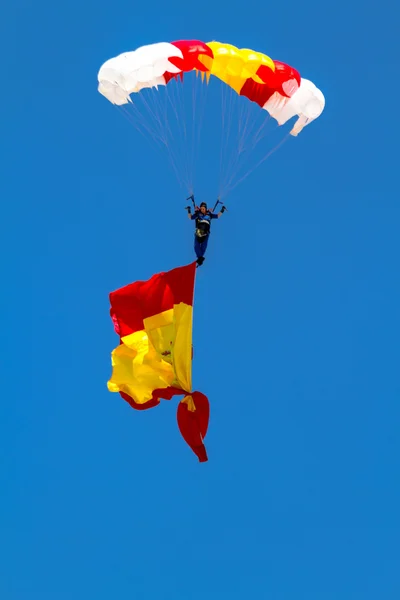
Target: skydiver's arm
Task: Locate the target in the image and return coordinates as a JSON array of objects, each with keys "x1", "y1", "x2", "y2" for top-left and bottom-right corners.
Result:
[
  {"x1": 217, "y1": 206, "x2": 226, "y2": 218},
  {"x1": 186, "y1": 206, "x2": 198, "y2": 220},
  {"x1": 210, "y1": 203, "x2": 226, "y2": 218}
]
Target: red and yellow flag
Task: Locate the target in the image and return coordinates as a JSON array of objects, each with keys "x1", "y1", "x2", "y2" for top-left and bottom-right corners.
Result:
[{"x1": 107, "y1": 262, "x2": 209, "y2": 462}]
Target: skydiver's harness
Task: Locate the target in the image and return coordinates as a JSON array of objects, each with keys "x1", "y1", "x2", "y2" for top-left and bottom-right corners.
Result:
[{"x1": 195, "y1": 215, "x2": 211, "y2": 239}]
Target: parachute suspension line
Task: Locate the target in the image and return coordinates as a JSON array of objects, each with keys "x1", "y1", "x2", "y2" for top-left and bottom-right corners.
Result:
[
  {"x1": 117, "y1": 101, "x2": 188, "y2": 193},
  {"x1": 163, "y1": 77, "x2": 191, "y2": 192},
  {"x1": 237, "y1": 95, "x2": 252, "y2": 151},
  {"x1": 218, "y1": 85, "x2": 236, "y2": 197},
  {"x1": 117, "y1": 105, "x2": 164, "y2": 149},
  {"x1": 218, "y1": 81, "x2": 227, "y2": 196},
  {"x1": 218, "y1": 88, "x2": 257, "y2": 197},
  {"x1": 136, "y1": 86, "x2": 190, "y2": 192},
  {"x1": 220, "y1": 96, "x2": 258, "y2": 193},
  {"x1": 218, "y1": 89, "x2": 286, "y2": 199},
  {"x1": 161, "y1": 72, "x2": 209, "y2": 195},
  {"x1": 252, "y1": 114, "x2": 272, "y2": 148},
  {"x1": 220, "y1": 89, "x2": 263, "y2": 196},
  {"x1": 190, "y1": 70, "x2": 209, "y2": 194},
  {"x1": 190, "y1": 72, "x2": 200, "y2": 195},
  {"x1": 177, "y1": 71, "x2": 207, "y2": 194},
  {"x1": 221, "y1": 95, "x2": 254, "y2": 193},
  {"x1": 137, "y1": 90, "x2": 166, "y2": 140},
  {"x1": 218, "y1": 83, "x2": 237, "y2": 196},
  {"x1": 125, "y1": 99, "x2": 165, "y2": 145},
  {"x1": 223, "y1": 132, "x2": 290, "y2": 197},
  {"x1": 172, "y1": 75, "x2": 192, "y2": 188},
  {"x1": 155, "y1": 84, "x2": 188, "y2": 190},
  {"x1": 159, "y1": 71, "x2": 210, "y2": 195},
  {"x1": 219, "y1": 83, "x2": 230, "y2": 194},
  {"x1": 162, "y1": 87, "x2": 192, "y2": 192},
  {"x1": 162, "y1": 70, "x2": 210, "y2": 196},
  {"x1": 153, "y1": 79, "x2": 195, "y2": 192},
  {"x1": 118, "y1": 72, "x2": 211, "y2": 196},
  {"x1": 188, "y1": 70, "x2": 207, "y2": 194},
  {"x1": 132, "y1": 91, "x2": 170, "y2": 149},
  {"x1": 190, "y1": 71, "x2": 197, "y2": 194}
]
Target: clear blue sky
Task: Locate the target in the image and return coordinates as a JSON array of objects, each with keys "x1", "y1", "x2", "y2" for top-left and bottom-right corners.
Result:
[{"x1": 2, "y1": 1, "x2": 400, "y2": 598}]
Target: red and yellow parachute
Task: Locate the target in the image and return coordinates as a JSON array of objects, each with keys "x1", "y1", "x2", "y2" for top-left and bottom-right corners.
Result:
[
  {"x1": 98, "y1": 39, "x2": 325, "y2": 137},
  {"x1": 107, "y1": 261, "x2": 209, "y2": 462}
]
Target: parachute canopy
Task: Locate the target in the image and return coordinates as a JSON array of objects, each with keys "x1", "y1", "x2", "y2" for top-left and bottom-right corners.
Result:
[
  {"x1": 98, "y1": 39, "x2": 325, "y2": 136},
  {"x1": 108, "y1": 261, "x2": 209, "y2": 462}
]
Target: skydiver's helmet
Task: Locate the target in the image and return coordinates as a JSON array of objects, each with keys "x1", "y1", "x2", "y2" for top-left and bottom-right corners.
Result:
[{"x1": 200, "y1": 202, "x2": 208, "y2": 213}]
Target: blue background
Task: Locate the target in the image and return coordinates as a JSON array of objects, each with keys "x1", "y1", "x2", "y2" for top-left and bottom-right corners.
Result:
[{"x1": 2, "y1": 1, "x2": 400, "y2": 598}]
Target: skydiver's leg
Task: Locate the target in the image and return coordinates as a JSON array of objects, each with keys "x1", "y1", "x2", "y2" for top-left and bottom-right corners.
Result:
[
  {"x1": 196, "y1": 236, "x2": 209, "y2": 266},
  {"x1": 202, "y1": 236, "x2": 209, "y2": 255},
  {"x1": 194, "y1": 236, "x2": 202, "y2": 258}
]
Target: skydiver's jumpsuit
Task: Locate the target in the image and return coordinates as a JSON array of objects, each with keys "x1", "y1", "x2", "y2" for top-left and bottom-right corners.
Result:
[{"x1": 191, "y1": 210, "x2": 218, "y2": 259}]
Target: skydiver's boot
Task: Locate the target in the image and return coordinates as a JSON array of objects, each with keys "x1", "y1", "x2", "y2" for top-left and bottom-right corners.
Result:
[{"x1": 196, "y1": 256, "x2": 205, "y2": 267}]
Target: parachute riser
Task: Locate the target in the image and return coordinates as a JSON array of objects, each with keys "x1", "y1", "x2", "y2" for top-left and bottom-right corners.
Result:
[
  {"x1": 186, "y1": 194, "x2": 228, "y2": 212},
  {"x1": 184, "y1": 195, "x2": 227, "y2": 214},
  {"x1": 211, "y1": 198, "x2": 228, "y2": 213},
  {"x1": 186, "y1": 194, "x2": 196, "y2": 210}
]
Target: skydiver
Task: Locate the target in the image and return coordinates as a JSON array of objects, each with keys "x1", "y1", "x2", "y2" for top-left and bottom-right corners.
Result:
[{"x1": 186, "y1": 199, "x2": 226, "y2": 266}]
